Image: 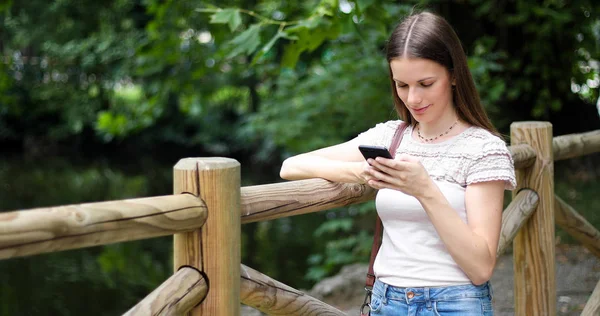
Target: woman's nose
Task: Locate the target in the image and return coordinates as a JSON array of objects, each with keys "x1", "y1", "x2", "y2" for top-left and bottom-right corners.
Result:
[{"x1": 406, "y1": 87, "x2": 422, "y2": 105}]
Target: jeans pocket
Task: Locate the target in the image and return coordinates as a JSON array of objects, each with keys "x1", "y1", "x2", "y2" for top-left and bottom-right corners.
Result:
[
  {"x1": 369, "y1": 293, "x2": 384, "y2": 313},
  {"x1": 433, "y1": 298, "x2": 483, "y2": 315}
]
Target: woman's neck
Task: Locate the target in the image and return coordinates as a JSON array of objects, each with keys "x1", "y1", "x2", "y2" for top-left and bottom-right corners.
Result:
[{"x1": 418, "y1": 114, "x2": 461, "y2": 138}]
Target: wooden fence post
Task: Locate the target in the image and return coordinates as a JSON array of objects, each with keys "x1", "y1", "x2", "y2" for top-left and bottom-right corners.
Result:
[
  {"x1": 173, "y1": 158, "x2": 241, "y2": 316},
  {"x1": 510, "y1": 122, "x2": 555, "y2": 315}
]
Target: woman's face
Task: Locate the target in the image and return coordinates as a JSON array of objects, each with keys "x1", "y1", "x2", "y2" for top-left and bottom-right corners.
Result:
[{"x1": 389, "y1": 57, "x2": 455, "y2": 124}]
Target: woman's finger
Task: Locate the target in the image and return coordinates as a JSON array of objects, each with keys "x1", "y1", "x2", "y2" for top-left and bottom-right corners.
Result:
[
  {"x1": 370, "y1": 159, "x2": 398, "y2": 175},
  {"x1": 375, "y1": 157, "x2": 412, "y2": 171},
  {"x1": 368, "y1": 166, "x2": 400, "y2": 185},
  {"x1": 396, "y1": 154, "x2": 419, "y2": 162},
  {"x1": 368, "y1": 179, "x2": 399, "y2": 191}
]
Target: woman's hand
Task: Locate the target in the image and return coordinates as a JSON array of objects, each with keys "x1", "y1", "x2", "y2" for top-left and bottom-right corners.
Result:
[
  {"x1": 365, "y1": 154, "x2": 434, "y2": 198},
  {"x1": 352, "y1": 161, "x2": 377, "y2": 184}
]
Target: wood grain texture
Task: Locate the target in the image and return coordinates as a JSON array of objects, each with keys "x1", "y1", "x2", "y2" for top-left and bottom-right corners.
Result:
[
  {"x1": 0, "y1": 194, "x2": 206, "y2": 260},
  {"x1": 553, "y1": 129, "x2": 600, "y2": 161},
  {"x1": 582, "y1": 279, "x2": 600, "y2": 316},
  {"x1": 124, "y1": 267, "x2": 208, "y2": 316},
  {"x1": 508, "y1": 144, "x2": 536, "y2": 169},
  {"x1": 555, "y1": 195, "x2": 600, "y2": 258},
  {"x1": 240, "y1": 179, "x2": 376, "y2": 224},
  {"x1": 240, "y1": 264, "x2": 346, "y2": 316},
  {"x1": 497, "y1": 189, "x2": 539, "y2": 256},
  {"x1": 511, "y1": 121, "x2": 556, "y2": 316},
  {"x1": 173, "y1": 158, "x2": 241, "y2": 316}
]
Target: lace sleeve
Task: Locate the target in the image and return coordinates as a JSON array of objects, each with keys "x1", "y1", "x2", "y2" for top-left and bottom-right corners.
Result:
[{"x1": 466, "y1": 138, "x2": 517, "y2": 190}]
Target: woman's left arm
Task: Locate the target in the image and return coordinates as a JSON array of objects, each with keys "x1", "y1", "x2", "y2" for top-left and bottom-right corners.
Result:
[
  {"x1": 416, "y1": 180, "x2": 504, "y2": 285},
  {"x1": 367, "y1": 155, "x2": 505, "y2": 285}
]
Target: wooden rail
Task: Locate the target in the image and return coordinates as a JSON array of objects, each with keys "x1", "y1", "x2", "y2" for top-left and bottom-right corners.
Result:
[
  {"x1": 124, "y1": 266, "x2": 208, "y2": 316},
  {"x1": 553, "y1": 129, "x2": 600, "y2": 161},
  {"x1": 241, "y1": 180, "x2": 375, "y2": 223},
  {"x1": 0, "y1": 194, "x2": 206, "y2": 260},
  {"x1": 509, "y1": 144, "x2": 537, "y2": 169},
  {"x1": 496, "y1": 189, "x2": 539, "y2": 256},
  {"x1": 554, "y1": 196, "x2": 600, "y2": 258},
  {"x1": 582, "y1": 279, "x2": 600, "y2": 316},
  {"x1": 240, "y1": 264, "x2": 346, "y2": 315}
]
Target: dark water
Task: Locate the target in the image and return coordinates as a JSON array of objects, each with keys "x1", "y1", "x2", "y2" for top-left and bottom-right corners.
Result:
[
  {"x1": 0, "y1": 155, "x2": 326, "y2": 315},
  {"x1": 0, "y1": 156, "x2": 173, "y2": 315}
]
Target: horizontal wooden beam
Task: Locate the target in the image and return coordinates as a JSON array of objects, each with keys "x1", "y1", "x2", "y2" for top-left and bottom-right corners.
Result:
[
  {"x1": 240, "y1": 264, "x2": 346, "y2": 315},
  {"x1": 508, "y1": 144, "x2": 537, "y2": 169},
  {"x1": 553, "y1": 129, "x2": 600, "y2": 161},
  {"x1": 497, "y1": 189, "x2": 539, "y2": 256},
  {"x1": 240, "y1": 179, "x2": 375, "y2": 224},
  {"x1": 0, "y1": 194, "x2": 206, "y2": 260},
  {"x1": 124, "y1": 266, "x2": 208, "y2": 316},
  {"x1": 555, "y1": 196, "x2": 600, "y2": 258}
]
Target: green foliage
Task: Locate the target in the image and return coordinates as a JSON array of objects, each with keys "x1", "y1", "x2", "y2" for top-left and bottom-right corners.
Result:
[
  {"x1": 0, "y1": 0, "x2": 145, "y2": 141},
  {"x1": 200, "y1": 1, "x2": 345, "y2": 68},
  {"x1": 95, "y1": 85, "x2": 159, "y2": 141},
  {"x1": 210, "y1": 8, "x2": 243, "y2": 31},
  {"x1": 305, "y1": 202, "x2": 376, "y2": 281},
  {"x1": 467, "y1": 0, "x2": 599, "y2": 120}
]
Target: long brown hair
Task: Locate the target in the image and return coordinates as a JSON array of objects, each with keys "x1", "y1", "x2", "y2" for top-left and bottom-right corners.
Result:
[{"x1": 386, "y1": 11, "x2": 500, "y2": 137}]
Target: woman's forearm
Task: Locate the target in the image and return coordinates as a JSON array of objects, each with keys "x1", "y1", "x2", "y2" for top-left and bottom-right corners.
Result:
[
  {"x1": 280, "y1": 154, "x2": 364, "y2": 183},
  {"x1": 417, "y1": 185, "x2": 496, "y2": 285}
]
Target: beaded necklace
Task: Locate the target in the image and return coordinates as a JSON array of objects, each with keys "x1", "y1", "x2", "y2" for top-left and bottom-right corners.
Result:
[{"x1": 416, "y1": 120, "x2": 458, "y2": 143}]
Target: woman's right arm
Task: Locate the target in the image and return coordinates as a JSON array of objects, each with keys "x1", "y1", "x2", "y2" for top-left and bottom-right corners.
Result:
[{"x1": 280, "y1": 139, "x2": 370, "y2": 183}]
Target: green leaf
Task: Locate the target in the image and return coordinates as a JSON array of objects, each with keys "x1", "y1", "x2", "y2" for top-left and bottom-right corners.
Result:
[
  {"x1": 285, "y1": 17, "x2": 320, "y2": 33},
  {"x1": 314, "y1": 0, "x2": 338, "y2": 17},
  {"x1": 251, "y1": 31, "x2": 297, "y2": 65},
  {"x1": 282, "y1": 21, "x2": 341, "y2": 68},
  {"x1": 210, "y1": 8, "x2": 242, "y2": 32},
  {"x1": 356, "y1": 0, "x2": 374, "y2": 12},
  {"x1": 314, "y1": 218, "x2": 353, "y2": 236},
  {"x1": 226, "y1": 24, "x2": 262, "y2": 58},
  {"x1": 0, "y1": 0, "x2": 13, "y2": 13}
]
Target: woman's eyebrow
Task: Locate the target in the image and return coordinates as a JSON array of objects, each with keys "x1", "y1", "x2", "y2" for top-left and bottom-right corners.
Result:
[{"x1": 392, "y1": 76, "x2": 436, "y2": 83}]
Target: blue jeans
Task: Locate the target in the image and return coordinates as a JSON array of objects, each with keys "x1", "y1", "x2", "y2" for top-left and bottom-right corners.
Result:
[{"x1": 369, "y1": 279, "x2": 494, "y2": 315}]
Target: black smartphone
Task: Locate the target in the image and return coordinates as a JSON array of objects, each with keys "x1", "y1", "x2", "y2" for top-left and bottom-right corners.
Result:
[{"x1": 358, "y1": 145, "x2": 393, "y2": 161}]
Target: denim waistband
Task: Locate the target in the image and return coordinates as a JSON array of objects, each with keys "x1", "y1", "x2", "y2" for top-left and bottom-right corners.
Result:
[{"x1": 372, "y1": 279, "x2": 492, "y2": 303}]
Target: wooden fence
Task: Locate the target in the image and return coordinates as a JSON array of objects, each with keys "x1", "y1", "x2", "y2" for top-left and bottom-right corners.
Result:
[{"x1": 1, "y1": 121, "x2": 599, "y2": 315}]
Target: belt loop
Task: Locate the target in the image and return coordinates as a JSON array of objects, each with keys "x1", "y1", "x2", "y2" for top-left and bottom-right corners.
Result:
[
  {"x1": 382, "y1": 283, "x2": 389, "y2": 304},
  {"x1": 425, "y1": 287, "x2": 432, "y2": 310}
]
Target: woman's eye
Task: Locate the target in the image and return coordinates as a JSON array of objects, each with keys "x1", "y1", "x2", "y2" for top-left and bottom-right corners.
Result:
[
  {"x1": 396, "y1": 83, "x2": 407, "y2": 88},
  {"x1": 421, "y1": 82, "x2": 433, "y2": 87}
]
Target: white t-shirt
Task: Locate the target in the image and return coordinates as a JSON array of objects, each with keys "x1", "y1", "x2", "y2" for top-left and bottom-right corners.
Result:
[{"x1": 355, "y1": 120, "x2": 516, "y2": 287}]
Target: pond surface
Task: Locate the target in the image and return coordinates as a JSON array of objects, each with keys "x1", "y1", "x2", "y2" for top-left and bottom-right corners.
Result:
[{"x1": 0, "y1": 155, "x2": 324, "y2": 315}]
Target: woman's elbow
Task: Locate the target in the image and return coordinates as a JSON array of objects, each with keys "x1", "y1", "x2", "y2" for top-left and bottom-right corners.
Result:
[
  {"x1": 279, "y1": 158, "x2": 296, "y2": 180},
  {"x1": 469, "y1": 264, "x2": 495, "y2": 286}
]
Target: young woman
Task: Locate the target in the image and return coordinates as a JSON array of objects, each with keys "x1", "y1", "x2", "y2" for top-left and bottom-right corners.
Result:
[{"x1": 279, "y1": 11, "x2": 516, "y2": 316}]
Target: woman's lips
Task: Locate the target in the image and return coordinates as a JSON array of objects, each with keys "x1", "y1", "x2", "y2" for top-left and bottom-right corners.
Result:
[{"x1": 413, "y1": 104, "x2": 431, "y2": 114}]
